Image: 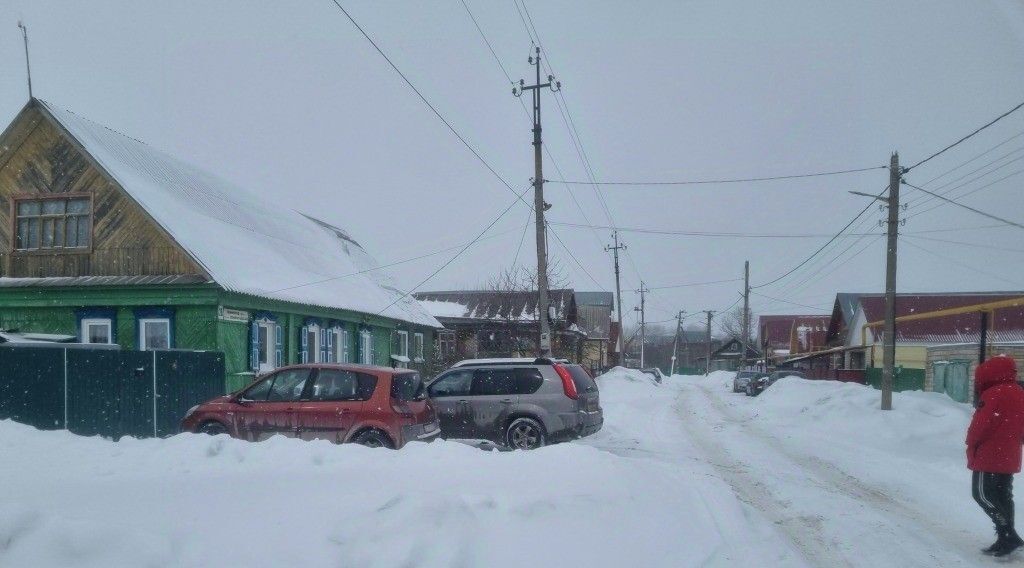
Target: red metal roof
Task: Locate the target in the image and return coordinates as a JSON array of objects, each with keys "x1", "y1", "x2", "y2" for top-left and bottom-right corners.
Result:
[
  {"x1": 860, "y1": 293, "x2": 1024, "y2": 343},
  {"x1": 792, "y1": 316, "x2": 831, "y2": 352},
  {"x1": 758, "y1": 314, "x2": 826, "y2": 349}
]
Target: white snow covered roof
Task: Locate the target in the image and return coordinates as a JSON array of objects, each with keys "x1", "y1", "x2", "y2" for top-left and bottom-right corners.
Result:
[{"x1": 35, "y1": 100, "x2": 440, "y2": 328}]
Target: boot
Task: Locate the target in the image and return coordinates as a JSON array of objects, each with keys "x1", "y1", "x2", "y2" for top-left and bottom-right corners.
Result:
[
  {"x1": 992, "y1": 530, "x2": 1024, "y2": 558},
  {"x1": 982, "y1": 532, "x2": 1002, "y2": 555}
]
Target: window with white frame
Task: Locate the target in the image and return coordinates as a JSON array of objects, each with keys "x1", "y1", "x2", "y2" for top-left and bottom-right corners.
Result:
[
  {"x1": 139, "y1": 318, "x2": 170, "y2": 351},
  {"x1": 303, "y1": 323, "x2": 321, "y2": 363},
  {"x1": 81, "y1": 318, "x2": 113, "y2": 344},
  {"x1": 392, "y1": 330, "x2": 409, "y2": 368},
  {"x1": 253, "y1": 319, "x2": 281, "y2": 373},
  {"x1": 360, "y1": 330, "x2": 374, "y2": 365},
  {"x1": 331, "y1": 327, "x2": 350, "y2": 363},
  {"x1": 413, "y1": 333, "x2": 425, "y2": 362}
]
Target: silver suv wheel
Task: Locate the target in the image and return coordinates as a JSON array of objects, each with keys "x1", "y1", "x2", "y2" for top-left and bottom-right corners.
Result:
[{"x1": 506, "y1": 417, "x2": 546, "y2": 450}]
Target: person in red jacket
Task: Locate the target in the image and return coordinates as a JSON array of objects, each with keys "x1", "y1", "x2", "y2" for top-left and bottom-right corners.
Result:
[{"x1": 967, "y1": 355, "x2": 1024, "y2": 557}]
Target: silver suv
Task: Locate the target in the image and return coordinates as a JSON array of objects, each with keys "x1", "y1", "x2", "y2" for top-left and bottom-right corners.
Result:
[{"x1": 426, "y1": 358, "x2": 603, "y2": 450}]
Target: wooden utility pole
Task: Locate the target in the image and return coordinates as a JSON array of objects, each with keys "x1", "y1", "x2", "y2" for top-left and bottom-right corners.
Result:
[
  {"x1": 605, "y1": 231, "x2": 626, "y2": 357},
  {"x1": 514, "y1": 47, "x2": 560, "y2": 357},
  {"x1": 881, "y1": 152, "x2": 901, "y2": 411},
  {"x1": 635, "y1": 282, "x2": 649, "y2": 368},
  {"x1": 670, "y1": 310, "x2": 685, "y2": 375},
  {"x1": 703, "y1": 310, "x2": 715, "y2": 376},
  {"x1": 741, "y1": 261, "x2": 750, "y2": 370}
]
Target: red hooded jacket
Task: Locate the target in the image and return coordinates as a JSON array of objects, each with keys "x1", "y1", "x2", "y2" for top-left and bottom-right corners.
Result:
[{"x1": 966, "y1": 356, "x2": 1024, "y2": 474}]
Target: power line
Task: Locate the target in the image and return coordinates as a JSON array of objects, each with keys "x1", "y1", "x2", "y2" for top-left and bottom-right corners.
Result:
[
  {"x1": 545, "y1": 165, "x2": 887, "y2": 186},
  {"x1": 907, "y1": 167, "x2": 1024, "y2": 219},
  {"x1": 648, "y1": 278, "x2": 743, "y2": 291},
  {"x1": 546, "y1": 221, "x2": 607, "y2": 291},
  {"x1": 328, "y1": 0, "x2": 529, "y2": 210},
  {"x1": 376, "y1": 187, "x2": 531, "y2": 315},
  {"x1": 905, "y1": 148, "x2": 1024, "y2": 208},
  {"x1": 752, "y1": 185, "x2": 887, "y2": 289},
  {"x1": 459, "y1": 0, "x2": 515, "y2": 85},
  {"x1": 751, "y1": 291, "x2": 831, "y2": 312},
  {"x1": 550, "y1": 221, "x2": 882, "y2": 239},
  {"x1": 903, "y1": 234, "x2": 1024, "y2": 254},
  {"x1": 270, "y1": 220, "x2": 529, "y2": 293},
  {"x1": 904, "y1": 99, "x2": 1024, "y2": 173},
  {"x1": 914, "y1": 128, "x2": 1024, "y2": 188},
  {"x1": 901, "y1": 181, "x2": 1024, "y2": 230},
  {"x1": 902, "y1": 239, "x2": 1024, "y2": 287}
]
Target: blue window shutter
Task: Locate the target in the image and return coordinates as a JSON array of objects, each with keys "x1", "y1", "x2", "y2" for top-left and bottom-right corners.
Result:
[
  {"x1": 325, "y1": 328, "x2": 335, "y2": 362},
  {"x1": 321, "y1": 328, "x2": 329, "y2": 362},
  {"x1": 275, "y1": 324, "x2": 283, "y2": 367},
  {"x1": 250, "y1": 321, "x2": 259, "y2": 371},
  {"x1": 300, "y1": 325, "x2": 309, "y2": 364}
]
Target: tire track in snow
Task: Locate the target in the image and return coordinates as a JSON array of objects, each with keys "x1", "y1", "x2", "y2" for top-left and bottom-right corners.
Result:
[
  {"x1": 675, "y1": 386, "x2": 851, "y2": 568},
  {"x1": 684, "y1": 381, "x2": 981, "y2": 567}
]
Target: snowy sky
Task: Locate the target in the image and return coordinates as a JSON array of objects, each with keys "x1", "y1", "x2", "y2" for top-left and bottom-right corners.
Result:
[{"x1": 1, "y1": 1, "x2": 1023, "y2": 329}]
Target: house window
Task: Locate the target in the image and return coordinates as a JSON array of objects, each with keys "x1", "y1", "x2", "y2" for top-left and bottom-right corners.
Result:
[
  {"x1": 15, "y1": 196, "x2": 91, "y2": 251},
  {"x1": 252, "y1": 319, "x2": 282, "y2": 373},
  {"x1": 302, "y1": 323, "x2": 321, "y2": 363},
  {"x1": 330, "y1": 327, "x2": 350, "y2": 363},
  {"x1": 360, "y1": 330, "x2": 375, "y2": 365},
  {"x1": 81, "y1": 318, "x2": 113, "y2": 344},
  {"x1": 413, "y1": 333, "x2": 425, "y2": 362},
  {"x1": 139, "y1": 318, "x2": 171, "y2": 350},
  {"x1": 392, "y1": 330, "x2": 409, "y2": 368},
  {"x1": 438, "y1": 330, "x2": 456, "y2": 357}
]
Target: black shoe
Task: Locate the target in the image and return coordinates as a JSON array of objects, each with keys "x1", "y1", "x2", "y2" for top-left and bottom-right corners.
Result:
[
  {"x1": 992, "y1": 535, "x2": 1024, "y2": 558},
  {"x1": 982, "y1": 538, "x2": 1001, "y2": 555}
]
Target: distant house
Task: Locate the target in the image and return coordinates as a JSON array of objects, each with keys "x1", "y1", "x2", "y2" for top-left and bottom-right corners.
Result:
[
  {"x1": 414, "y1": 289, "x2": 585, "y2": 363},
  {"x1": 574, "y1": 291, "x2": 614, "y2": 374},
  {"x1": 782, "y1": 291, "x2": 1024, "y2": 387},
  {"x1": 0, "y1": 99, "x2": 441, "y2": 391},
  {"x1": 707, "y1": 336, "x2": 759, "y2": 372}
]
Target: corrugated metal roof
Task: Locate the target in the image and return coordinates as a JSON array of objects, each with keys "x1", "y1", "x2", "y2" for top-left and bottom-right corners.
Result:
[
  {"x1": 0, "y1": 275, "x2": 211, "y2": 288},
  {"x1": 860, "y1": 293, "x2": 1024, "y2": 343},
  {"x1": 414, "y1": 289, "x2": 576, "y2": 323},
  {"x1": 30, "y1": 100, "x2": 440, "y2": 328},
  {"x1": 758, "y1": 314, "x2": 827, "y2": 349}
]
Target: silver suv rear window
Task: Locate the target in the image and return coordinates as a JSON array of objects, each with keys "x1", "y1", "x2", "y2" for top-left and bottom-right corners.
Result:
[{"x1": 567, "y1": 365, "x2": 597, "y2": 393}]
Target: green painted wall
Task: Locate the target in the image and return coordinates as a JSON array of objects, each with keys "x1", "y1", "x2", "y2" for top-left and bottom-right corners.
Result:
[
  {"x1": 865, "y1": 366, "x2": 926, "y2": 392},
  {"x1": 0, "y1": 285, "x2": 439, "y2": 390}
]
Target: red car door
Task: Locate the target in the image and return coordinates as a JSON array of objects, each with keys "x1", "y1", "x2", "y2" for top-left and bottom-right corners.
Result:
[
  {"x1": 237, "y1": 368, "x2": 308, "y2": 440},
  {"x1": 297, "y1": 368, "x2": 367, "y2": 443}
]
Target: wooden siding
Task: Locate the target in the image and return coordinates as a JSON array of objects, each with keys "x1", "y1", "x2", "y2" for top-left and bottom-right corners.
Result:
[{"x1": 0, "y1": 105, "x2": 203, "y2": 278}]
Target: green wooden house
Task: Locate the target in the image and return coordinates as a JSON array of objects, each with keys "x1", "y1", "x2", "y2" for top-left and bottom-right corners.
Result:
[{"x1": 0, "y1": 99, "x2": 442, "y2": 391}]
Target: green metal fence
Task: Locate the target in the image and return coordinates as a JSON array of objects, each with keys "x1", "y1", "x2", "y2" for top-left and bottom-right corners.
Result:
[
  {"x1": 0, "y1": 346, "x2": 225, "y2": 439},
  {"x1": 864, "y1": 366, "x2": 926, "y2": 392}
]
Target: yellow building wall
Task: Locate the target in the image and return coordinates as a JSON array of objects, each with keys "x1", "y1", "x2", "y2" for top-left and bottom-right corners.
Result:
[{"x1": 895, "y1": 345, "x2": 928, "y2": 369}]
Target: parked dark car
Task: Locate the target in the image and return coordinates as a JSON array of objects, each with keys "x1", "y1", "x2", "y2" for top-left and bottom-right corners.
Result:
[
  {"x1": 733, "y1": 370, "x2": 764, "y2": 393},
  {"x1": 427, "y1": 358, "x2": 603, "y2": 450},
  {"x1": 747, "y1": 369, "x2": 807, "y2": 397},
  {"x1": 181, "y1": 364, "x2": 440, "y2": 449}
]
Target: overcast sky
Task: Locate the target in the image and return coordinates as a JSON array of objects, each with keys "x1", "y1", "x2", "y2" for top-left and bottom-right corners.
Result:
[{"x1": 2, "y1": 1, "x2": 1023, "y2": 329}]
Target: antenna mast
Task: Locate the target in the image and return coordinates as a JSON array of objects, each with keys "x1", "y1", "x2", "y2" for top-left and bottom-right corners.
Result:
[{"x1": 17, "y1": 22, "x2": 33, "y2": 99}]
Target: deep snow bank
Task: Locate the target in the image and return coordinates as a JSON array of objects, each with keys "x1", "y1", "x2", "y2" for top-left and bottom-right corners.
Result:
[{"x1": 0, "y1": 366, "x2": 785, "y2": 568}]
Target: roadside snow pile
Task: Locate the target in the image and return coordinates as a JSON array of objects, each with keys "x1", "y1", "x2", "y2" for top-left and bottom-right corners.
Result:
[
  {"x1": 756, "y1": 377, "x2": 973, "y2": 465},
  {"x1": 596, "y1": 365, "x2": 662, "y2": 386},
  {"x1": 0, "y1": 368, "x2": 785, "y2": 568},
  {"x1": 705, "y1": 370, "x2": 738, "y2": 390}
]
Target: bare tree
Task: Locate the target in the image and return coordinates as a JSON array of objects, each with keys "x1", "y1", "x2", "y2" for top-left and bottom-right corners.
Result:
[{"x1": 717, "y1": 305, "x2": 756, "y2": 343}]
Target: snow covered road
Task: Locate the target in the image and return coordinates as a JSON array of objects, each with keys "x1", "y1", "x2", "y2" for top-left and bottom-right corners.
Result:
[{"x1": 0, "y1": 368, "x2": 1010, "y2": 567}]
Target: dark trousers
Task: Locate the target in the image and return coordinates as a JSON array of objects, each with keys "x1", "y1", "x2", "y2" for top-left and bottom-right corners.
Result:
[{"x1": 973, "y1": 471, "x2": 1017, "y2": 536}]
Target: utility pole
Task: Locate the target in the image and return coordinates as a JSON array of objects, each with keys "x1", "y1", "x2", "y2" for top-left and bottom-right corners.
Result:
[
  {"x1": 703, "y1": 311, "x2": 715, "y2": 376},
  {"x1": 741, "y1": 261, "x2": 750, "y2": 370},
  {"x1": 634, "y1": 282, "x2": 649, "y2": 367},
  {"x1": 881, "y1": 152, "x2": 901, "y2": 411},
  {"x1": 514, "y1": 47, "x2": 560, "y2": 357},
  {"x1": 670, "y1": 310, "x2": 685, "y2": 376},
  {"x1": 605, "y1": 231, "x2": 627, "y2": 359},
  {"x1": 18, "y1": 22, "x2": 32, "y2": 99}
]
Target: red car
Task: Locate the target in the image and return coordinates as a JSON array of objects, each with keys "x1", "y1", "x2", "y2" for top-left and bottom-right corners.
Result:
[{"x1": 181, "y1": 364, "x2": 440, "y2": 449}]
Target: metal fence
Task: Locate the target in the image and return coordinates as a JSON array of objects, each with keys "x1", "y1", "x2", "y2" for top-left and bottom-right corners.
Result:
[{"x1": 0, "y1": 346, "x2": 225, "y2": 439}]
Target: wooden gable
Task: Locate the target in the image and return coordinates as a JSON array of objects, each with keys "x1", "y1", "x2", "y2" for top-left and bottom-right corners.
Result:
[{"x1": 0, "y1": 101, "x2": 205, "y2": 278}]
